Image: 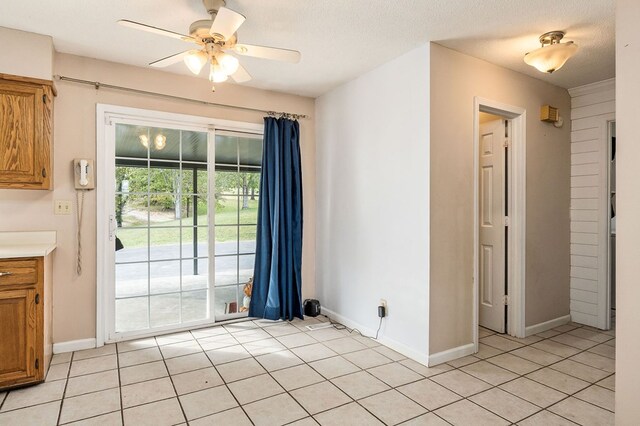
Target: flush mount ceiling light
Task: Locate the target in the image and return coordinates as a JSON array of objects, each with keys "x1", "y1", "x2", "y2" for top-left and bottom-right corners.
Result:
[
  {"x1": 139, "y1": 133, "x2": 167, "y2": 150},
  {"x1": 119, "y1": 0, "x2": 301, "y2": 92},
  {"x1": 154, "y1": 134, "x2": 167, "y2": 150},
  {"x1": 139, "y1": 134, "x2": 149, "y2": 149},
  {"x1": 524, "y1": 31, "x2": 578, "y2": 73}
]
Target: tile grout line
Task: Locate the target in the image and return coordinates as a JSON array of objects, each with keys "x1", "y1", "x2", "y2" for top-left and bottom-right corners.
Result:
[
  {"x1": 286, "y1": 326, "x2": 393, "y2": 424},
  {"x1": 55, "y1": 352, "x2": 74, "y2": 425},
  {"x1": 284, "y1": 326, "x2": 397, "y2": 425},
  {"x1": 156, "y1": 322, "x2": 609, "y2": 424},
  {"x1": 232, "y1": 319, "x2": 394, "y2": 425},
  {"x1": 190, "y1": 328, "x2": 258, "y2": 425},
  {"x1": 438, "y1": 325, "x2": 615, "y2": 424},
  {"x1": 116, "y1": 338, "x2": 126, "y2": 425},
  {"x1": 0, "y1": 319, "x2": 615, "y2": 425},
  {"x1": 232, "y1": 332, "x2": 323, "y2": 424},
  {"x1": 399, "y1": 324, "x2": 607, "y2": 424},
  {"x1": 156, "y1": 334, "x2": 190, "y2": 425},
  {"x1": 294, "y1": 323, "x2": 428, "y2": 425}
]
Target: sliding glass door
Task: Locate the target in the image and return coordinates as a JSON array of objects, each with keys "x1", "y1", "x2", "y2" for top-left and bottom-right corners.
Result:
[
  {"x1": 114, "y1": 123, "x2": 212, "y2": 335},
  {"x1": 100, "y1": 108, "x2": 263, "y2": 342},
  {"x1": 213, "y1": 131, "x2": 262, "y2": 320}
]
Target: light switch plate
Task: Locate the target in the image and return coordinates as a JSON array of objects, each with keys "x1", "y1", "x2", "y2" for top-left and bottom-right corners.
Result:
[{"x1": 54, "y1": 200, "x2": 72, "y2": 215}]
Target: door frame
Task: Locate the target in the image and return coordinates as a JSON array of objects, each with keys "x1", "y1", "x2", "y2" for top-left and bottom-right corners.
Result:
[
  {"x1": 473, "y1": 97, "x2": 527, "y2": 350},
  {"x1": 603, "y1": 118, "x2": 616, "y2": 330},
  {"x1": 96, "y1": 104, "x2": 263, "y2": 346}
]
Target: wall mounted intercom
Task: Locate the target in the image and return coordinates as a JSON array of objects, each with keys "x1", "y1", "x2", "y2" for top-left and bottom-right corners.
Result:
[{"x1": 73, "y1": 159, "x2": 95, "y2": 189}]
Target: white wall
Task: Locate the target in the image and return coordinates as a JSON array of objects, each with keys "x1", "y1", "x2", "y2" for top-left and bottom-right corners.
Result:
[
  {"x1": 567, "y1": 79, "x2": 615, "y2": 329},
  {"x1": 315, "y1": 45, "x2": 430, "y2": 363},
  {"x1": 0, "y1": 27, "x2": 53, "y2": 80},
  {"x1": 615, "y1": 0, "x2": 640, "y2": 422}
]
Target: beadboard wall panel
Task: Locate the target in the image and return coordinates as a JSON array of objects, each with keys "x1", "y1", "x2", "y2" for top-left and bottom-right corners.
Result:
[{"x1": 568, "y1": 78, "x2": 615, "y2": 329}]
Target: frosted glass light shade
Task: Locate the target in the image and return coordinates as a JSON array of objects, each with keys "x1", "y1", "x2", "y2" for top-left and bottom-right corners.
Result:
[
  {"x1": 184, "y1": 50, "x2": 208, "y2": 75},
  {"x1": 139, "y1": 134, "x2": 149, "y2": 149},
  {"x1": 524, "y1": 42, "x2": 578, "y2": 73},
  {"x1": 209, "y1": 63, "x2": 228, "y2": 83},
  {"x1": 217, "y1": 52, "x2": 240, "y2": 75}
]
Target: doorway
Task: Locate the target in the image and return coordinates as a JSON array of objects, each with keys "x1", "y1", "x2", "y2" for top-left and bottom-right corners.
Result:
[
  {"x1": 473, "y1": 98, "x2": 527, "y2": 349},
  {"x1": 96, "y1": 104, "x2": 263, "y2": 344},
  {"x1": 607, "y1": 121, "x2": 616, "y2": 329}
]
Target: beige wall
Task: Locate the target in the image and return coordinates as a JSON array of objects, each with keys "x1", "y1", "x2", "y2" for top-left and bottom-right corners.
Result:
[
  {"x1": 615, "y1": 0, "x2": 640, "y2": 422},
  {"x1": 429, "y1": 43, "x2": 571, "y2": 354},
  {"x1": 0, "y1": 52, "x2": 315, "y2": 344},
  {"x1": 0, "y1": 27, "x2": 53, "y2": 80}
]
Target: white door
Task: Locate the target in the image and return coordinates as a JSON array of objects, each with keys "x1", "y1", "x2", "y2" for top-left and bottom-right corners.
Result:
[{"x1": 479, "y1": 119, "x2": 507, "y2": 333}]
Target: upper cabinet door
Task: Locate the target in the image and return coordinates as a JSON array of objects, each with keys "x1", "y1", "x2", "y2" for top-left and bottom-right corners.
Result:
[{"x1": 0, "y1": 75, "x2": 53, "y2": 190}]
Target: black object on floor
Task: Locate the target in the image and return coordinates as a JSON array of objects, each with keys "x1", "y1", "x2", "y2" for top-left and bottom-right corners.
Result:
[{"x1": 303, "y1": 299, "x2": 321, "y2": 317}]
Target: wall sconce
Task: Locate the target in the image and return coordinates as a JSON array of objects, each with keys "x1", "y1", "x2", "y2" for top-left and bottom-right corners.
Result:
[
  {"x1": 540, "y1": 105, "x2": 563, "y2": 128},
  {"x1": 524, "y1": 31, "x2": 578, "y2": 73}
]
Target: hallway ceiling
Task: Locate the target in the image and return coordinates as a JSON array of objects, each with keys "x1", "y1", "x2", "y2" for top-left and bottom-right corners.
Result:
[{"x1": 0, "y1": 0, "x2": 614, "y2": 97}]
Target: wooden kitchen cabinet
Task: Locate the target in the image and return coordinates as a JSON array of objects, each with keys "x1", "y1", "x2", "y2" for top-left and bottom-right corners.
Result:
[
  {"x1": 0, "y1": 73, "x2": 55, "y2": 190},
  {"x1": 0, "y1": 257, "x2": 52, "y2": 389}
]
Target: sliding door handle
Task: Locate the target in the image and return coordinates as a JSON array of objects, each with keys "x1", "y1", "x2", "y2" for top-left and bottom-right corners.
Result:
[{"x1": 109, "y1": 215, "x2": 115, "y2": 241}]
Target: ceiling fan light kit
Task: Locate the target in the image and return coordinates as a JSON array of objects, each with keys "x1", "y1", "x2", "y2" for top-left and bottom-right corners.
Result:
[
  {"x1": 184, "y1": 50, "x2": 208, "y2": 74},
  {"x1": 217, "y1": 51, "x2": 240, "y2": 75},
  {"x1": 209, "y1": 61, "x2": 229, "y2": 83},
  {"x1": 524, "y1": 31, "x2": 578, "y2": 73},
  {"x1": 119, "y1": 0, "x2": 301, "y2": 92}
]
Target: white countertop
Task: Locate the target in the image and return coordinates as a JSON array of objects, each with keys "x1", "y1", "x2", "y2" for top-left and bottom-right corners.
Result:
[{"x1": 0, "y1": 231, "x2": 57, "y2": 259}]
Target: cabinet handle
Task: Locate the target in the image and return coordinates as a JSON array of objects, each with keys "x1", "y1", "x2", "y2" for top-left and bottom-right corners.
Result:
[
  {"x1": 0, "y1": 271, "x2": 12, "y2": 277},
  {"x1": 35, "y1": 293, "x2": 40, "y2": 304},
  {"x1": 42, "y1": 168, "x2": 47, "y2": 178}
]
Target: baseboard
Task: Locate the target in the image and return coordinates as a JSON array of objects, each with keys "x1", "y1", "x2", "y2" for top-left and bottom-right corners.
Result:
[
  {"x1": 525, "y1": 314, "x2": 571, "y2": 337},
  {"x1": 428, "y1": 343, "x2": 475, "y2": 366},
  {"x1": 321, "y1": 308, "x2": 430, "y2": 366},
  {"x1": 53, "y1": 338, "x2": 96, "y2": 354},
  {"x1": 569, "y1": 311, "x2": 600, "y2": 329}
]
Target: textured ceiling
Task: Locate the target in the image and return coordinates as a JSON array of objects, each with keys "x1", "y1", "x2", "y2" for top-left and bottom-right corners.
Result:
[{"x1": 0, "y1": 0, "x2": 614, "y2": 97}]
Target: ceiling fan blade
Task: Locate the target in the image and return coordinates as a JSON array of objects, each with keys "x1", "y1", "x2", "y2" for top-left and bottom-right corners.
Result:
[
  {"x1": 233, "y1": 44, "x2": 301, "y2": 63},
  {"x1": 231, "y1": 64, "x2": 252, "y2": 83},
  {"x1": 118, "y1": 19, "x2": 196, "y2": 43},
  {"x1": 210, "y1": 7, "x2": 246, "y2": 41},
  {"x1": 149, "y1": 50, "x2": 192, "y2": 68}
]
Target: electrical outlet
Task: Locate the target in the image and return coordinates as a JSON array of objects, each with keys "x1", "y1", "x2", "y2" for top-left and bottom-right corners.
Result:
[
  {"x1": 54, "y1": 200, "x2": 72, "y2": 215},
  {"x1": 379, "y1": 299, "x2": 387, "y2": 309}
]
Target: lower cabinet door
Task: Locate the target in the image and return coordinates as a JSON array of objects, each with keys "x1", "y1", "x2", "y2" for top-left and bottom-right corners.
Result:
[{"x1": 0, "y1": 288, "x2": 37, "y2": 386}]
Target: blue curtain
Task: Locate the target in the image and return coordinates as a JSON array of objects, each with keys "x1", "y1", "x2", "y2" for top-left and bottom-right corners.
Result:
[{"x1": 249, "y1": 117, "x2": 304, "y2": 320}]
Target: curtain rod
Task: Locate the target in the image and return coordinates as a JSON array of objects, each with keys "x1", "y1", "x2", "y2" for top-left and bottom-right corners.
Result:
[{"x1": 53, "y1": 75, "x2": 309, "y2": 120}]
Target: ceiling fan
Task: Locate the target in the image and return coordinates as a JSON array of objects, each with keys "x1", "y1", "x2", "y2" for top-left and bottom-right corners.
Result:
[{"x1": 118, "y1": 0, "x2": 301, "y2": 91}]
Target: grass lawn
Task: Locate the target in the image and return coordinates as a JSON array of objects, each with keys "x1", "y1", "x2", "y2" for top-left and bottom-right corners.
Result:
[{"x1": 118, "y1": 198, "x2": 259, "y2": 248}]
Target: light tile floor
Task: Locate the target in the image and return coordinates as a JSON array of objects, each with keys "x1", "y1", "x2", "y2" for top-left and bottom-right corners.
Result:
[{"x1": 0, "y1": 317, "x2": 615, "y2": 425}]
